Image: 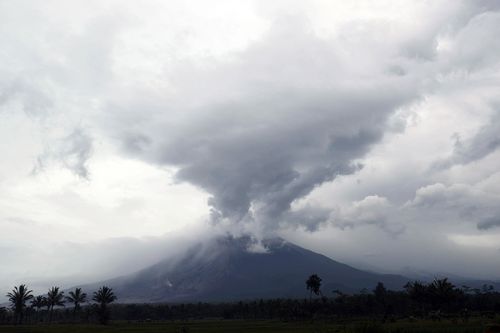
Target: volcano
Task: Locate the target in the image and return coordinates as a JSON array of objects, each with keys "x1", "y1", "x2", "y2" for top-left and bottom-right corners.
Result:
[{"x1": 81, "y1": 236, "x2": 409, "y2": 303}]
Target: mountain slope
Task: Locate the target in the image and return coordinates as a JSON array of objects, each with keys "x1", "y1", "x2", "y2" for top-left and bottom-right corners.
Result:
[{"x1": 82, "y1": 236, "x2": 409, "y2": 303}]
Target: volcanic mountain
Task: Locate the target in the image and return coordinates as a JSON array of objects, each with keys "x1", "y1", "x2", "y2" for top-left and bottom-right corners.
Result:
[{"x1": 80, "y1": 236, "x2": 410, "y2": 303}]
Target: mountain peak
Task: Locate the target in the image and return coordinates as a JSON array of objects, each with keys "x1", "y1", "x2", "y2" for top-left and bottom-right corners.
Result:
[{"x1": 82, "y1": 237, "x2": 409, "y2": 303}]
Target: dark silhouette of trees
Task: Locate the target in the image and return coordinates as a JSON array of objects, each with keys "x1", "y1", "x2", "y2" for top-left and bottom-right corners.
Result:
[
  {"x1": 66, "y1": 287, "x2": 87, "y2": 318},
  {"x1": 6, "y1": 284, "x2": 33, "y2": 324},
  {"x1": 374, "y1": 282, "x2": 387, "y2": 303},
  {"x1": 0, "y1": 307, "x2": 7, "y2": 324},
  {"x1": 93, "y1": 286, "x2": 117, "y2": 324},
  {"x1": 404, "y1": 281, "x2": 428, "y2": 304},
  {"x1": 47, "y1": 286, "x2": 65, "y2": 323},
  {"x1": 428, "y1": 277, "x2": 462, "y2": 308},
  {"x1": 1, "y1": 277, "x2": 499, "y2": 325},
  {"x1": 306, "y1": 274, "x2": 322, "y2": 299},
  {"x1": 31, "y1": 295, "x2": 45, "y2": 311},
  {"x1": 44, "y1": 296, "x2": 51, "y2": 313},
  {"x1": 31, "y1": 295, "x2": 46, "y2": 323},
  {"x1": 373, "y1": 282, "x2": 392, "y2": 320}
]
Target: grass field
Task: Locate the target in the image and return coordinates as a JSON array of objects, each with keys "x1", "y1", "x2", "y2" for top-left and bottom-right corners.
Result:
[{"x1": 0, "y1": 318, "x2": 496, "y2": 333}]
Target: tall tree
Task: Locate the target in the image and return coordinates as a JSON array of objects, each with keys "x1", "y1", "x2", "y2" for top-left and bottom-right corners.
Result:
[
  {"x1": 92, "y1": 286, "x2": 117, "y2": 325},
  {"x1": 44, "y1": 296, "x2": 51, "y2": 312},
  {"x1": 374, "y1": 282, "x2": 392, "y2": 321},
  {"x1": 404, "y1": 280, "x2": 429, "y2": 305},
  {"x1": 47, "y1": 287, "x2": 65, "y2": 323},
  {"x1": 31, "y1": 296, "x2": 45, "y2": 311},
  {"x1": 428, "y1": 278, "x2": 461, "y2": 308},
  {"x1": 306, "y1": 274, "x2": 322, "y2": 300},
  {"x1": 374, "y1": 282, "x2": 388, "y2": 305},
  {"x1": 31, "y1": 296, "x2": 46, "y2": 323},
  {"x1": 66, "y1": 288, "x2": 87, "y2": 318},
  {"x1": 6, "y1": 284, "x2": 33, "y2": 324}
]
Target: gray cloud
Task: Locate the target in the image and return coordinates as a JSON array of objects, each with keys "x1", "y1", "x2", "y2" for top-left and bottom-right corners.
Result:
[
  {"x1": 0, "y1": 79, "x2": 52, "y2": 117},
  {"x1": 448, "y1": 11, "x2": 500, "y2": 70},
  {"x1": 473, "y1": 0, "x2": 500, "y2": 11},
  {"x1": 282, "y1": 206, "x2": 332, "y2": 232},
  {"x1": 109, "y1": 19, "x2": 422, "y2": 234},
  {"x1": 408, "y1": 183, "x2": 500, "y2": 232},
  {"x1": 102, "y1": 2, "x2": 500, "y2": 237},
  {"x1": 428, "y1": 11, "x2": 500, "y2": 171},
  {"x1": 34, "y1": 127, "x2": 93, "y2": 179},
  {"x1": 447, "y1": 109, "x2": 500, "y2": 166},
  {"x1": 477, "y1": 217, "x2": 500, "y2": 230},
  {"x1": 330, "y1": 195, "x2": 406, "y2": 236}
]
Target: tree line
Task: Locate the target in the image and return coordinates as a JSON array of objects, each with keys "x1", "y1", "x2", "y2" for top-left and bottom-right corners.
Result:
[
  {"x1": 90, "y1": 278, "x2": 500, "y2": 323},
  {"x1": 3, "y1": 285, "x2": 116, "y2": 325},
  {"x1": 301, "y1": 275, "x2": 499, "y2": 322},
  {"x1": 1, "y1": 276, "x2": 499, "y2": 325}
]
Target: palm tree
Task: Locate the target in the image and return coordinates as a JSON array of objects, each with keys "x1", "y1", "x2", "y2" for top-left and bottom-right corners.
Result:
[
  {"x1": 31, "y1": 295, "x2": 45, "y2": 311},
  {"x1": 92, "y1": 286, "x2": 117, "y2": 325},
  {"x1": 404, "y1": 280, "x2": 428, "y2": 304},
  {"x1": 428, "y1": 278, "x2": 460, "y2": 308},
  {"x1": 47, "y1": 287, "x2": 65, "y2": 323},
  {"x1": 6, "y1": 284, "x2": 33, "y2": 324},
  {"x1": 31, "y1": 296, "x2": 45, "y2": 323},
  {"x1": 44, "y1": 296, "x2": 50, "y2": 313},
  {"x1": 65, "y1": 288, "x2": 87, "y2": 319},
  {"x1": 306, "y1": 274, "x2": 322, "y2": 300}
]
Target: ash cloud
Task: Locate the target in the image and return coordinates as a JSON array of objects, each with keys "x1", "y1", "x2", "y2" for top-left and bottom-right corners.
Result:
[{"x1": 112, "y1": 20, "x2": 422, "y2": 234}]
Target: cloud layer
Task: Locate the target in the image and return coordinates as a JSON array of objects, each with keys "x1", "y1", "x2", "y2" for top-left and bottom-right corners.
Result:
[{"x1": 1, "y1": 0, "x2": 500, "y2": 296}]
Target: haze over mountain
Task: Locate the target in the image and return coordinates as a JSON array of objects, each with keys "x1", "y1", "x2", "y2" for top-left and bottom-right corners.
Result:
[
  {"x1": 78, "y1": 236, "x2": 500, "y2": 303},
  {"x1": 78, "y1": 236, "x2": 409, "y2": 303}
]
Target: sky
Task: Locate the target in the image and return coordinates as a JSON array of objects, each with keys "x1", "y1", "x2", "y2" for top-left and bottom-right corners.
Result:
[{"x1": 1, "y1": 0, "x2": 500, "y2": 297}]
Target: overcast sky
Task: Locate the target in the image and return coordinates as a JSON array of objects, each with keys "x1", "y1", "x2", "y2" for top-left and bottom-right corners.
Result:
[{"x1": 1, "y1": 0, "x2": 500, "y2": 297}]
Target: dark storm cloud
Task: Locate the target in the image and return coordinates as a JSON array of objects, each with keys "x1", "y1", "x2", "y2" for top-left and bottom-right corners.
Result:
[{"x1": 477, "y1": 217, "x2": 500, "y2": 230}]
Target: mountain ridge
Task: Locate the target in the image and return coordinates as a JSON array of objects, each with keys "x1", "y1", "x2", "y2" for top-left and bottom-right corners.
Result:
[{"x1": 78, "y1": 236, "x2": 411, "y2": 303}]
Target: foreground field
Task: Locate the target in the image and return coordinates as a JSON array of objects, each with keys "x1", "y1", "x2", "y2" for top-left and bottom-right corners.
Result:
[{"x1": 0, "y1": 319, "x2": 496, "y2": 333}]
